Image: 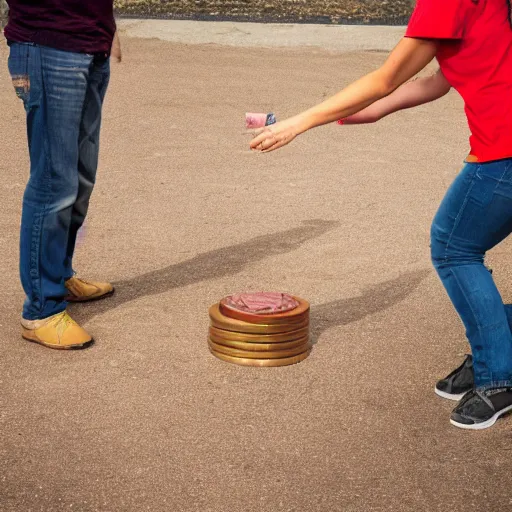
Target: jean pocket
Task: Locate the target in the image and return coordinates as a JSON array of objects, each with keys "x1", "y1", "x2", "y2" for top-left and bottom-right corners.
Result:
[
  {"x1": 7, "y1": 43, "x2": 32, "y2": 106},
  {"x1": 475, "y1": 160, "x2": 512, "y2": 182},
  {"x1": 468, "y1": 164, "x2": 508, "y2": 208}
]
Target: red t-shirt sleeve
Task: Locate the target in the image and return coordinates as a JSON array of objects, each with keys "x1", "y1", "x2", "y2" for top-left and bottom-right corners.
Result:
[{"x1": 406, "y1": 0, "x2": 471, "y2": 40}]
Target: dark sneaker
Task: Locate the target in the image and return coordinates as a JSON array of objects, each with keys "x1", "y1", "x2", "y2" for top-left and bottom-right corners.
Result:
[
  {"x1": 450, "y1": 388, "x2": 512, "y2": 430},
  {"x1": 435, "y1": 355, "x2": 474, "y2": 400}
]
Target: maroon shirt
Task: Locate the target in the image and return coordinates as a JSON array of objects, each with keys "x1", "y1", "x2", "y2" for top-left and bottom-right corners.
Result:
[{"x1": 4, "y1": 1, "x2": 116, "y2": 55}]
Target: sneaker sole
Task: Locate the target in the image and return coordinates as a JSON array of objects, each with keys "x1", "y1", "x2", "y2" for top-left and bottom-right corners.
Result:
[
  {"x1": 66, "y1": 288, "x2": 115, "y2": 303},
  {"x1": 450, "y1": 404, "x2": 512, "y2": 430},
  {"x1": 22, "y1": 333, "x2": 94, "y2": 350},
  {"x1": 434, "y1": 387, "x2": 468, "y2": 401}
]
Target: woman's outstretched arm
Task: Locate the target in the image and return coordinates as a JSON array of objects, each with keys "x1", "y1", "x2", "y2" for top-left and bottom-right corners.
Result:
[{"x1": 250, "y1": 37, "x2": 438, "y2": 152}]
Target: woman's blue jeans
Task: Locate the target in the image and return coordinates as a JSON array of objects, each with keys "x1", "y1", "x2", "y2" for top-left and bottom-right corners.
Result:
[{"x1": 431, "y1": 159, "x2": 512, "y2": 390}]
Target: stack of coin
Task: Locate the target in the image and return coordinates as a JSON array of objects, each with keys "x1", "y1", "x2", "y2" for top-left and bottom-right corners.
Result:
[{"x1": 208, "y1": 295, "x2": 311, "y2": 367}]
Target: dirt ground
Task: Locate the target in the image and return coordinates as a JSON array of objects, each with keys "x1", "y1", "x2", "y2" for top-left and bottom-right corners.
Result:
[{"x1": 2, "y1": 27, "x2": 512, "y2": 512}]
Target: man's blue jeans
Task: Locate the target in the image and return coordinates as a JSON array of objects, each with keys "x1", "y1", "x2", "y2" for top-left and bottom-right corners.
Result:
[
  {"x1": 431, "y1": 159, "x2": 512, "y2": 390},
  {"x1": 7, "y1": 43, "x2": 110, "y2": 320}
]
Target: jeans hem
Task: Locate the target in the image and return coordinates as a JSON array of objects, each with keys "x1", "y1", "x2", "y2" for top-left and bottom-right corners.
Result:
[
  {"x1": 475, "y1": 381, "x2": 512, "y2": 391},
  {"x1": 22, "y1": 303, "x2": 67, "y2": 322}
]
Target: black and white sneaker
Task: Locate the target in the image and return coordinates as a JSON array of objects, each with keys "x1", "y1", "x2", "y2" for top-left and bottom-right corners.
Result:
[
  {"x1": 435, "y1": 355, "x2": 474, "y2": 401},
  {"x1": 450, "y1": 388, "x2": 512, "y2": 430}
]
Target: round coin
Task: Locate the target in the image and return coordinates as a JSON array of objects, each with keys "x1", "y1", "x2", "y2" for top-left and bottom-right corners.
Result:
[
  {"x1": 209, "y1": 347, "x2": 312, "y2": 367},
  {"x1": 208, "y1": 338, "x2": 312, "y2": 359},
  {"x1": 209, "y1": 333, "x2": 310, "y2": 352},
  {"x1": 219, "y1": 296, "x2": 310, "y2": 325},
  {"x1": 209, "y1": 304, "x2": 309, "y2": 334},
  {"x1": 209, "y1": 325, "x2": 309, "y2": 343}
]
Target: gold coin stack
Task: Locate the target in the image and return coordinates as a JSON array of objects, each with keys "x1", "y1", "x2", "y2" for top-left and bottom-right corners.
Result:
[{"x1": 208, "y1": 296, "x2": 311, "y2": 367}]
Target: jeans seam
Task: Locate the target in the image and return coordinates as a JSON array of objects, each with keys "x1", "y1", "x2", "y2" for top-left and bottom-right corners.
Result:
[
  {"x1": 24, "y1": 44, "x2": 43, "y2": 314},
  {"x1": 30, "y1": 47, "x2": 55, "y2": 317},
  {"x1": 449, "y1": 266, "x2": 483, "y2": 332},
  {"x1": 442, "y1": 168, "x2": 477, "y2": 264},
  {"x1": 496, "y1": 166, "x2": 508, "y2": 188}
]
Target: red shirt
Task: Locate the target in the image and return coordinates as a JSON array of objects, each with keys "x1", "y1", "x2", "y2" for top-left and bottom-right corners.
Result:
[
  {"x1": 4, "y1": 1, "x2": 116, "y2": 56},
  {"x1": 406, "y1": 0, "x2": 512, "y2": 163}
]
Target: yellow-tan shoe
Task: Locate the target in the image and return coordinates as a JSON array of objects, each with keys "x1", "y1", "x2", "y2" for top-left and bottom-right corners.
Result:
[
  {"x1": 21, "y1": 311, "x2": 93, "y2": 350},
  {"x1": 65, "y1": 276, "x2": 115, "y2": 303}
]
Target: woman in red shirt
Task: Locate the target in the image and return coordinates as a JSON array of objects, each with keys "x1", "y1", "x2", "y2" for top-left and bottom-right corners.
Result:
[{"x1": 251, "y1": 0, "x2": 512, "y2": 430}]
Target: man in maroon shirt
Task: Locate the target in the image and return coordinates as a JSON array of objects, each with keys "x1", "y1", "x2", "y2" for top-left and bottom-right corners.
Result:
[{"x1": 4, "y1": 1, "x2": 121, "y2": 349}]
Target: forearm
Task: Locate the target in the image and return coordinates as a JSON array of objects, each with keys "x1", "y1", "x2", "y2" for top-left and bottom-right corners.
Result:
[
  {"x1": 295, "y1": 69, "x2": 392, "y2": 132},
  {"x1": 292, "y1": 38, "x2": 438, "y2": 134},
  {"x1": 342, "y1": 69, "x2": 451, "y2": 124},
  {"x1": 112, "y1": 31, "x2": 122, "y2": 62}
]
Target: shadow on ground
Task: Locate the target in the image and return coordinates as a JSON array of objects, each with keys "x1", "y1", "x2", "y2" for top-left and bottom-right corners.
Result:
[
  {"x1": 310, "y1": 268, "x2": 431, "y2": 342},
  {"x1": 70, "y1": 219, "x2": 339, "y2": 324},
  {"x1": 70, "y1": 219, "x2": 430, "y2": 337}
]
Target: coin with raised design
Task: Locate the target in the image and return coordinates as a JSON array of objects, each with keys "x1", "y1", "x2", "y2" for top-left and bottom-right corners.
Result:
[{"x1": 219, "y1": 294, "x2": 310, "y2": 325}]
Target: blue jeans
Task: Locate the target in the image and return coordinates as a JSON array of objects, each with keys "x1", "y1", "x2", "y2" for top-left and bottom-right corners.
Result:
[
  {"x1": 431, "y1": 159, "x2": 512, "y2": 390},
  {"x1": 7, "y1": 43, "x2": 110, "y2": 320}
]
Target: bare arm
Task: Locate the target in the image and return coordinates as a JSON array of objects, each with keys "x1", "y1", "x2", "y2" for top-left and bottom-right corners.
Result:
[
  {"x1": 112, "y1": 31, "x2": 122, "y2": 62},
  {"x1": 341, "y1": 68, "x2": 451, "y2": 124},
  {"x1": 250, "y1": 37, "x2": 439, "y2": 152}
]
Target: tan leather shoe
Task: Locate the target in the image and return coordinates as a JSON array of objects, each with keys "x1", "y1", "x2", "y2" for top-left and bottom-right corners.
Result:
[
  {"x1": 65, "y1": 276, "x2": 114, "y2": 302},
  {"x1": 21, "y1": 311, "x2": 93, "y2": 350}
]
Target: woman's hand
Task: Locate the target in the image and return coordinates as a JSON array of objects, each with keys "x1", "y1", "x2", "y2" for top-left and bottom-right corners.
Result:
[{"x1": 250, "y1": 116, "x2": 307, "y2": 153}]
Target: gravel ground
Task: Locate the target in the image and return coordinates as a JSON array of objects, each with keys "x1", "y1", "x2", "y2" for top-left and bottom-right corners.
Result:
[{"x1": 114, "y1": 0, "x2": 414, "y2": 24}]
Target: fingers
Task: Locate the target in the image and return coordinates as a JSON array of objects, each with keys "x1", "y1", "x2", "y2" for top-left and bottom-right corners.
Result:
[
  {"x1": 249, "y1": 123, "x2": 296, "y2": 152},
  {"x1": 252, "y1": 132, "x2": 293, "y2": 152},
  {"x1": 262, "y1": 138, "x2": 287, "y2": 153},
  {"x1": 251, "y1": 131, "x2": 279, "y2": 152},
  {"x1": 250, "y1": 128, "x2": 273, "y2": 149},
  {"x1": 259, "y1": 133, "x2": 277, "y2": 151}
]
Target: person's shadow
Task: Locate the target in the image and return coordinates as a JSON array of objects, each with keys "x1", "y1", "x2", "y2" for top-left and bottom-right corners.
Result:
[
  {"x1": 310, "y1": 268, "x2": 431, "y2": 342},
  {"x1": 70, "y1": 219, "x2": 339, "y2": 325},
  {"x1": 70, "y1": 218, "x2": 431, "y2": 336}
]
